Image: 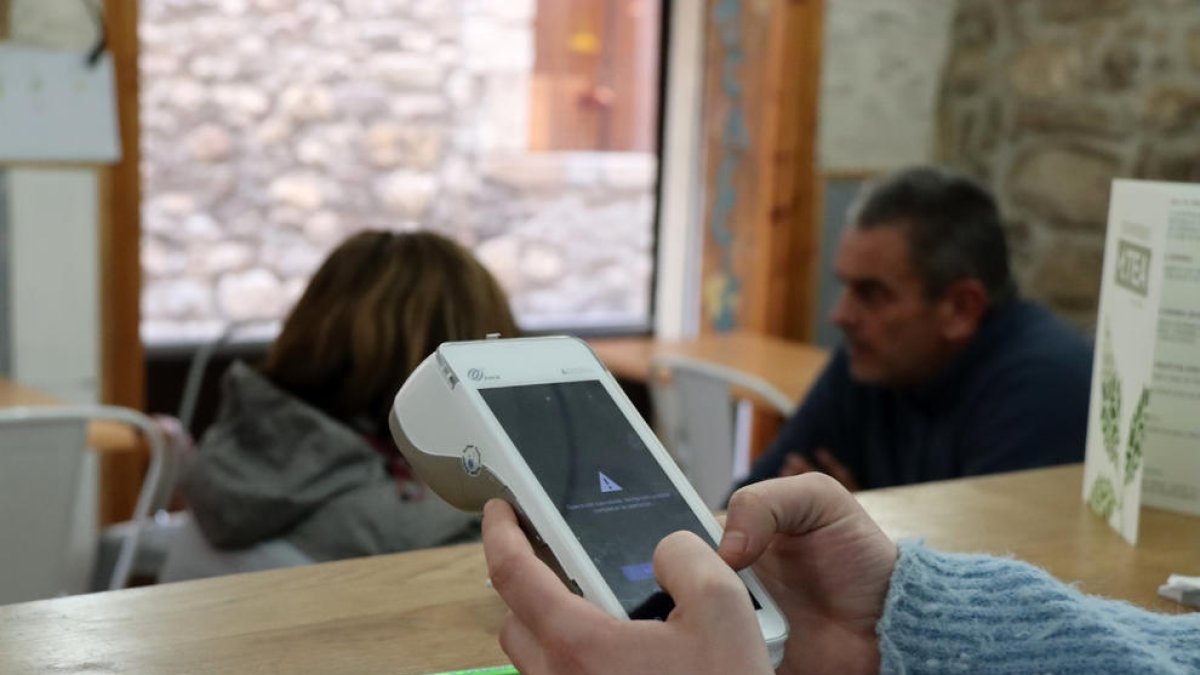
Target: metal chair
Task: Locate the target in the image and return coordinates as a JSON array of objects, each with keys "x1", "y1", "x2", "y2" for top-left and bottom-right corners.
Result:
[
  {"x1": 649, "y1": 353, "x2": 795, "y2": 509},
  {"x1": 95, "y1": 320, "x2": 275, "y2": 587},
  {"x1": 90, "y1": 414, "x2": 192, "y2": 590},
  {"x1": 0, "y1": 405, "x2": 170, "y2": 600}
]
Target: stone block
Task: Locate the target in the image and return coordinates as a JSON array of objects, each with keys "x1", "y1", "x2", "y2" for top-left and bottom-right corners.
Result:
[
  {"x1": 950, "y1": 0, "x2": 997, "y2": 48},
  {"x1": 355, "y1": 20, "x2": 413, "y2": 50},
  {"x1": 475, "y1": 73, "x2": 531, "y2": 151},
  {"x1": 477, "y1": 0, "x2": 535, "y2": 24},
  {"x1": 1139, "y1": 86, "x2": 1200, "y2": 133},
  {"x1": 341, "y1": 0, "x2": 408, "y2": 18},
  {"x1": 375, "y1": 170, "x2": 438, "y2": 217},
  {"x1": 1014, "y1": 101, "x2": 1124, "y2": 137},
  {"x1": 279, "y1": 85, "x2": 337, "y2": 121},
  {"x1": 213, "y1": 85, "x2": 272, "y2": 120},
  {"x1": 1008, "y1": 42, "x2": 1086, "y2": 100},
  {"x1": 409, "y1": 0, "x2": 456, "y2": 24},
  {"x1": 600, "y1": 153, "x2": 659, "y2": 191},
  {"x1": 189, "y1": 242, "x2": 255, "y2": 276},
  {"x1": 281, "y1": 277, "x2": 308, "y2": 310},
  {"x1": 369, "y1": 53, "x2": 447, "y2": 90},
  {"x1": 476, "y1": 235, "x2": 523, "y2": 291},
  {"x1": 254, "y1": 116, "x2": 294, "y2": 145},
  {"x1": 153, "y1": 190, "x2": 198, "y2": 214},
  {"x1": 444, "y1": 69, "x2": 477, "y2": 108},
  {"x1": 365, "y1": 123, "x2": 446, "y2": 169},
  {"x1": 462, "y1": 17, "x2": 534, "y2": 73},
  {"x1": 141, "y1": 53, "x2": 182, "y2": 77},
  {"x1": 523, "y1": 243, "x2": 565, "y2": 284},
  {"x1": 389, "y1": 94, "x2": 450, "y2": 119},
  {"x1": 263, "y1": 237, "x2": 325, "y2": 277},
  {"x1": 1026, "y1": 233, "x2": 1105, "y2": 312},
  {"x1": 190, "y1": 54, "x2": 242, "y2": 81},
  {"x1": 187, "y1": 124, "x2": 234, "y2": 162},
  {"x1": 480, "y1": 154, "x2": 566, "y2": 190},
  {"x1": 1135, "y1": 143, "x2": 1200, "y2": 183},
  {"x1": 296, "y1": 137, "x2": 334, "y2": 167},
  {"x1": 225, "y1": 209, "x2": 268, "y2": 237},
  {"x1": 1095, "y1": 41, "x2": 1139, "y2": 91},
  {"x1": 237, "y1": 34, "x2": 270, "y2": 60},
  {"x1": 143, "y1": 237, "x2": 189, "y2": 278},
  {"x1": 181, "y1": 212, "x2": 225, "y2": 244},
  {"x1": 304, "y1": 211, "x2": 346, "y2": 246},
  {"x1": 1190, "y1": 29, "x2": 1200, "y2": 71},
  {"x1": 144, "y1": 279, "x2": 215, "y2": 321},
  {"x1": 268, "y1": 206, "x2": 311, "y2": 229},
  {"x1": 217, "y1": 269, "x2": 284, "y2": 322},
  {"x1": 1007, "y1": 146, "x2": 1120, "y2": 229},
  {"x1": 332, "y1": 83, "x2": 393, "y2": 118},
  {"x1": 166, "y1": 79, "x2": 207, "y2": 109},
  {"x1": 269, "y1": 173, "x2": 328, "y2": 210},
  {"x1": 400, "y1": 30, "x2": 440, "y2": 54},
  {"x1": 1038, "y1": 0, "x2": 1131, "y2": 22},
  {"x1": 942, "y1": 47, "x2": 992, "y2": 96}
]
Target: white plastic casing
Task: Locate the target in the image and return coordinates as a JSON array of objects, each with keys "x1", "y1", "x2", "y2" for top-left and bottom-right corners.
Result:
[{"x1": 390, "y1": 336, "x2": 788, "y2": 665}]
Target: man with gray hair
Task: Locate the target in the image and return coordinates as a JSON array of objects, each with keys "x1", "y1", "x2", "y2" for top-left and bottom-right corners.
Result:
[{"x1": 741, "y1": 166, "x2": 1092, "y2": 491}]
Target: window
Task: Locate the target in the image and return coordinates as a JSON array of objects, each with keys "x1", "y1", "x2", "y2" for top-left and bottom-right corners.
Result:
[{"x1": 140, "y1": 0, "x2": 664, "y2": 344}]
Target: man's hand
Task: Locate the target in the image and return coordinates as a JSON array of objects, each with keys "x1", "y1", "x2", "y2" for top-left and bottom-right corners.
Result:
[
  {"x1": 719, "y1": 473, "x2": 898, "y2": 675},
  {"x1": 779, "y1": 448, "x2": 860, "y2": 491},
  {"x1": 482, "y1": 499, "x2": 773, "y2": 675}
]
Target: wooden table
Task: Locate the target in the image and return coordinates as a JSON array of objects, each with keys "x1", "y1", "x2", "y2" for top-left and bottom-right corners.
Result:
[
  {"x1": 588, "y1": 331, "x2": 829, "y2": 404},
  {"x1": 857, "y1": 464, "x2": 1199, "y2": 614},
  {"x1": 1, "y1": 464, "x2": 1194, "y2": 674},
  {"x1": 0, "y1": 377, "x2": 146, "y2": 525}
]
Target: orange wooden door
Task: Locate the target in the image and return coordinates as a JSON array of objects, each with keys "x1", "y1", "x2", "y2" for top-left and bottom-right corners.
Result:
[{"x1": 530, "y1": 0, "x2": 662, "y2": 152}]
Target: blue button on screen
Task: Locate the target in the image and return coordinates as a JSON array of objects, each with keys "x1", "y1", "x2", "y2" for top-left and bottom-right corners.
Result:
[{"x1": 621, "y1": 562, "x2": 655, "y2": 582}]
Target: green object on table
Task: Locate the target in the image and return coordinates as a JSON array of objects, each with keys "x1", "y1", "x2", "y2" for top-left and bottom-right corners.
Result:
[{"x1": 423, "y1": 666, "x2": 518, "y2": 675}]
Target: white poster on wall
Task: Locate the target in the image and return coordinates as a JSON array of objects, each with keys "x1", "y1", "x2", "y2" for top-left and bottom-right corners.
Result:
[
  {"x1": 0, "y1": 45, "x2": 120, "y2": 163},
  {"x1": 1083, "y1": 179, "x2": 1200, "y2": 544}
]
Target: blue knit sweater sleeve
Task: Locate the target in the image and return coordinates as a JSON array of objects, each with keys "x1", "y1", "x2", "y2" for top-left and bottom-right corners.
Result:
[{"x1": 878, "y1": 542, "x2": 1200, "y2": 674}]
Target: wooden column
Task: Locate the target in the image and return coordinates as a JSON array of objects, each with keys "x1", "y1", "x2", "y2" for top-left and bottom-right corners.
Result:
[
  {"x1": 699, "y1": 0, "x2": 824, "y2": 341},
  {"x1": 100, "y1": 0, "x2": 148, "y2": 524},
  {"x1": 100, "y1": 0, "x2": 144, "y2": 409}
]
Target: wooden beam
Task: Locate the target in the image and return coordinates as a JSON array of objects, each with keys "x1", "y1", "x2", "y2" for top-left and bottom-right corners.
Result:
[
  {"x1": 699, "y1": 0, "x2": 824, "y2": 341},
  {"x1": 0, "y1": 0, "x2": 10, "y2": 40},
  {"x1": 100, "y1": 0, "x2": 144, "y2": 408}
]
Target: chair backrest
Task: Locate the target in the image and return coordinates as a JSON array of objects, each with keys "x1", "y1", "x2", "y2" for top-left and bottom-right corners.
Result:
[
  {"x1": 650, "y1": 354, "x2": 795, "y2": 508},
  {"x1": 0, "y1": 405, "x2": 170, "y2": 595},
  {"x1": 158, "y1": 512, "x2": 314, "y2": 583},
  {"x1": 0, "y1": 414, "x2": 89, "y2": 604},
  {"x1": 89, "y1": 415, "x2": 193, "y2": 591},
  {"x1": 178, "y1": 319, "x2": 276, "y2": 436}
]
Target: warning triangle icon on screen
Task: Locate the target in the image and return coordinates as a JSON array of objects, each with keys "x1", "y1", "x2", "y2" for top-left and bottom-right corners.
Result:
[{"x1": 598, "y1": 471, "x2": 623, "y2": 493}]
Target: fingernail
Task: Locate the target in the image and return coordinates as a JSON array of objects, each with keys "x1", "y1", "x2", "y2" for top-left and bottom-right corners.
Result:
[{"x1": 718, "y1": 530, "x2": 747, "y2": 557}]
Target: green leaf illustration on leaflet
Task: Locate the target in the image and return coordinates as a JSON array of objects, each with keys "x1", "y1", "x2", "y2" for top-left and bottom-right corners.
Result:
[
  {"x1": 1124, "y1": 387, "x2": 1149, "y2": 486},
  {"x1": 1100, "y1": 325, "x2": 1122, "y2": 466},
  {"x1": 1088, "y1": 475, "x2": 1118, "y2": 520}
]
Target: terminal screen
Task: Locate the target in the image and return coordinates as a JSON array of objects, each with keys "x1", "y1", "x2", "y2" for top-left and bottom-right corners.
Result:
[{"x1": 480, "y1": 379, "x2": 759, "y2": 619}]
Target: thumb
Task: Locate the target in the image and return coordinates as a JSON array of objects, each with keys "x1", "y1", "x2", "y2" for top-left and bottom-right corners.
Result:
[
  {"x1": 652, "y1": 531, "x2": 755, "y2": 626},
  {"x1": 648, "y1": 531, "x2": 775, "y2": 674},
  {"x1": 718, "y1": 472, "x2": 864, "y2": 569}
]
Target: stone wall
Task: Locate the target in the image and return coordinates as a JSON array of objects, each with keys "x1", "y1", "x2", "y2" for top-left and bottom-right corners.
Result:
[
  {"x1": 140, "y1": 0, "x2": 657, "y2": 342},
  {"x1": 938, "y1": 0, "x2": 1200, "y2": 328}
]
